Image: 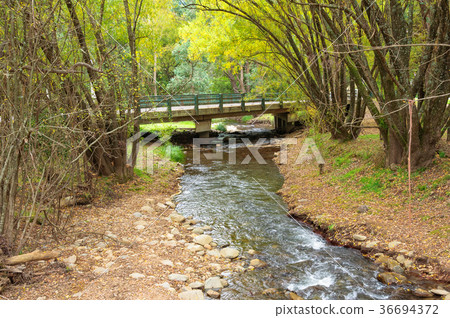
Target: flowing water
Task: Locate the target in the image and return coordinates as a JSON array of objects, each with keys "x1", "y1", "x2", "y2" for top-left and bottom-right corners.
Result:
[{"x1": 175, "y1": 131, "x2": 405, "y2": 300}]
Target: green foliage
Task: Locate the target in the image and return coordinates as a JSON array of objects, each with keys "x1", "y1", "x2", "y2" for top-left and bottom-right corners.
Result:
[
  {"x1": 241, "y1": 115, "x2": 253, "y2": 123},
  {"x1": 333, "y1": 153, "x2": 352, "y2": 168},
  {"x1": 359, "y1": 176, "x2": 384, "y2": 193},
  {"x1": 338, "y1": 167, "x2": 363, "y2": 181},
  {"x1": 214, "y1": 123, "x2": 227, "y2": 132},
  {"x1": 155, "y1": 143, "x2": 186, "y2": 163},
  {"x1": 140, "y1": 121, "x2": 195, "y2": 137}
]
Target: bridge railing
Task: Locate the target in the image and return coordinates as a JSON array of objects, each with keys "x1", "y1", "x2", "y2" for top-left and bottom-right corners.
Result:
[{"x1": 139, "y1": 93, "x2": 286, "y2": 116}]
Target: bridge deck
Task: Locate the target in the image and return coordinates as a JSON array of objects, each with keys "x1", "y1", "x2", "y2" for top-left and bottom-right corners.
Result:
[{"x1": 140, "y1": 100, "x2": 294, "y2": 123}]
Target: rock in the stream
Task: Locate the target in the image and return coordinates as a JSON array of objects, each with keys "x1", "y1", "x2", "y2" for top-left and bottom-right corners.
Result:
[
  {"x1": 353, "y1": 234, "x2": 367, "y2": 241},
  {"x1": 220, "y1": 279, "x2": 229, "y2": 288},
  {"x1": 206, "y1": 290, "x2": 220, "y2": 299},
  {"x1": 169, "y1": 274, "x2": 188, "y2": 282},
  {"x1": 248, "y1": 249, "x2": 257, "y2": 255},
  {"x1": 377, "y1": 272, "x2": 407, "y2": 285},
  {"x1": 129, "y1": 273, "x2": 145, "y2": 279},
  {"x1": 412, "y1": 288, "x2": 434, "y2": 298},
  {"x1": 289, "y1": 292, "x2": 304, "y2": 300},
  {"x1": 133, "y1": 212, "x2": 143, "y2": 218},
  {"x1": 169, "y1": 213, "x2": 185, "y2": 223},
  {"x1": 135, "y1": 225, "x2": 145, "y2": 230},
  {"x1": 189, "y1": 282, "x2": 204, "y2": 290},
  {"x1": 171, "y1": 228, "x2": 180, "y2": 235},
  {"x1": 430, "y1": 289, "x2": 449, "y2": 296},
  {"x1": 204, "y1": 277, "x2": 223, "y2": 290},
  {"x1": 249, "y1": 259, "x2": 268, "y2": 268},
  {"x1": 220, "y1": 247, "x2": 239, "y2": 259},
  {"x1": 262, "y1": 288, "x2": 278, "y2": 295},
  {"x1": 178, "y1": 290, "x2": 204, "y2": 300},
  {"x1": 193, "y1": 234, "x2": 213, "y2": 246}
]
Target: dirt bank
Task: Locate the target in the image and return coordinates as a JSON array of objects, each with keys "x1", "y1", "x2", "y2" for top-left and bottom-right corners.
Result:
[
  {"x1": 275, "y1": 131, "x2": 449, "y2": 293},
  {"x1": 1, "y1": 163, "x2": 244, "y2": 300}
]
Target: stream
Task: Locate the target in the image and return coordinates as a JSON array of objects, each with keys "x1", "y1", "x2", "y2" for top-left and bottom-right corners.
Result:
[{"x1": 174, "y1": 127, "x2": 408, "y2": 300}]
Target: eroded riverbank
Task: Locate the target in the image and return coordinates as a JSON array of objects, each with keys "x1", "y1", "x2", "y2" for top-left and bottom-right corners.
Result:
[{"x1": 275, "y1": 131, "x2": 450, "y2": 299}]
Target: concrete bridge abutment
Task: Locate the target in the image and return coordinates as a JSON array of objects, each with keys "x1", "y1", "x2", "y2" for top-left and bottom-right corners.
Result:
[
  {"x1": 274, "y1": 113, "x2": 294, "y2": 133},
  {"x1": 195, "y1": 119, "x2": 211, "y2": 138}
]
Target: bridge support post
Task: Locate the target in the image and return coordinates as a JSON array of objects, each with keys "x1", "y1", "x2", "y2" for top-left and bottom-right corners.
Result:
[
  {"x1": 195, "y1": 119, "x2": 211, "y2": 138},
  {"x1": 274, "y1": 113, "x2": 294, "y2": 134}
]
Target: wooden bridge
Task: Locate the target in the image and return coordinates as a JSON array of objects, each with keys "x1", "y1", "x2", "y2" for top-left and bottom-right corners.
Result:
[{"x1": 139, "y1": 93, "x2": 298, "y2": 137}]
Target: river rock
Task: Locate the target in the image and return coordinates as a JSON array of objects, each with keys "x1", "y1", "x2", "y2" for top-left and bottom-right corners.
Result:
[
  {"x1": 186, "y1": 243, "x2": 204, "y2": 253},
  {"x1": 375, "y1": 255, "x2": 401, "y2": 272},
  {"x1": 96, "y1": 242, "x2": 107, "y2": 249},
  {"x1": 377, "y1": 272, "x2": 407, "y2": 285},
  {"x1": 193, "y1": 234, "x2": 212, "y2": 246},
  {"x1": 178, "y1": 290, "x2": 204, "y2": 300},
  {"x1": 189, "y1": 282, "x2": 204, "y2": 289},
  {"x1": 445, "y1": 294, "x2": 450, "y2": 300},
  {"x1": 430, "y1": 289, "x2": 449, "y2": 296},
  {"x1": 248, "y1": 249, "x2": 257, "y2": 255},
  {"x1": 207, "y1": 249, "x2": 221, "y2": 258},
  {"x1": 161, "y1": 259, "x2": 174, "y2": 267},
  {"x1": 134, "y1": 220, "x2": 148, "y2": 226},
  {"x1": 249, "y1": 259, "x2": 268, "y2": 268},
  {"x1": 141, "y1": 205, "x2": 154, "y2": 213},
  {"x1": 220, "y1": 279, "x2": 229, "y2": 287},
  {"x1": 129, "y1": 273, "x2": 145, "y2": 279},
  {"x1": 412, "y1": 288, "x2": 434, "y2": 298},
  {"x1": 192, "y1": 228, "x2": 204, "y2": 235},
  {"x1": 202, "y1": 225, "x2": 212, "y2": 231},
  {"x1": 353, "y1": 234, "x2": 367, "y2": 241},
  {"x1": 404, "y1": 259, "x2": 413, "y2": 268},
  {"x1": 289, "y1": 292, "x2": 304, "y2": 300},
  {"x1": 204, "y1": 276, "x2": 223, "y2": 290},
  {"x1": 157, "y1": 203, "x2": 167, "y2": 210},
  {"x1": 357, "y1": 205, "x2": 369, "y2": 213},
  {"x1": 206, "y1": 290, "x2": 220, "y2": 299},
  {"x1": 135, "y1": 225, "x2": 145, "y2": 230},
  {"x1": 93, "y1": 266, "x2": 107, "y2": 275},
  {"x1": 63, "y1": 255, "x2": 77, "y2": 266},
  {"x1": 388, "y1": 241, "x2": 402, "y2": 249},
  {"x1": 262, "y1": 288, "x2": 278, "y2": 295},
  {"x1": 169, "y1": 213, "x2": 185, "y2": 223},
  {"x1": 181, "y1": 286, "x2": 192, "y2": 292},
  {"x1": 133, "y1": 212, "x2": 143, "y2": 218},
  {"x1": 169, "y1": 274, "x2": 188, "y2": 282},
  {"x1": 220, "y1": 247, "x2": 239, "y2": 259},
  {"x1": 396, "y1": 254, "x2": 406, "y2": 264},
  {"x1": 171, "y1": 228, "x2": 180, "y2": 235},
  {"x1": 165, "y1": 201, "x2": 176, "y2": 208}
]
